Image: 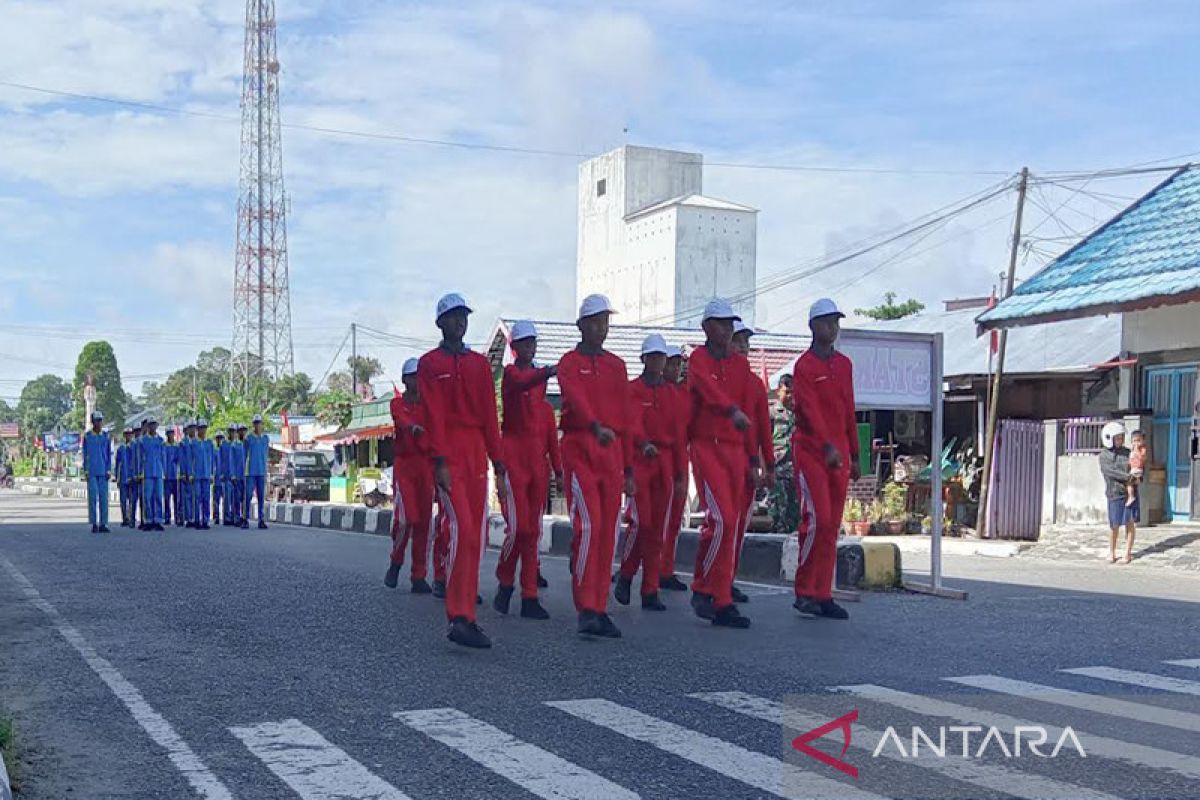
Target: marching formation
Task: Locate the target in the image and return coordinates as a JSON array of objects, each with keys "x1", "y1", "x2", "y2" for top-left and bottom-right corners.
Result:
[
  {"x1": 386, "y1": 291, "x2": 859, "y2": 649},
  {"x1": 80, "y1": 414, "x2": 273, "y2": 533}
]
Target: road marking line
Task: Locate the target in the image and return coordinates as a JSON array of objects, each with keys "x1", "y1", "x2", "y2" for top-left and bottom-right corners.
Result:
[
  {"x1": 692, "y1": 691, "x2": 1123, "y2": 800},
  {"x1": 1061, "y1": 667, "x2": 1200, "y2": 696},
  {"x1": 395, "y1": 707, "x2": 638, "y2": 800},
  {"x1": 1165, "y1": 659, "x2": 1200, "y2": 669},
  {"x1": 839, "y1": 684, "x2": 1200, "y2": 780},
  {"x1": 946, "y1": 674, "x2": 1200, "y2": 731},
  {"x1": 545, "y1": 698, "x2": 884, "y2": 800},
  {"x1": 0, "y1": 556, "x2": 233, "y2": 800},
  {"x1": 230, "y1": 719, "x2": 410, "y2": 799}
]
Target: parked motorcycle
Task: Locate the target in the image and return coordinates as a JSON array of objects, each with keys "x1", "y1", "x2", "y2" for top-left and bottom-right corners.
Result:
[{"x1": 356, "y1": 467, "x2": 393, "y2": 509}]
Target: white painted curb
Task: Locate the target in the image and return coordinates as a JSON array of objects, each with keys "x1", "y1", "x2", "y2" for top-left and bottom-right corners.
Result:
[{"x1": 0, "y1": 745, "x2": 12, "y2": 800}]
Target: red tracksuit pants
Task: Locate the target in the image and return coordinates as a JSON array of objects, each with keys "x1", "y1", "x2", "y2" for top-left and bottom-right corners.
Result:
[
  {"x1": 391, "y1": 460, "x2": 434, "y2": 580},
  {"x1": 691, "y1": 438, "x2": 748, "y2": 608},
  {"x1": 793, "y1": 449, "x2": 850, "y2": 602},
  {"x1": 435, "y1": 433, "x2": 489, "y2": 623},
  {"x1": 496, "y1": 435, "x2": 548, "y2": 599},
  {"x1": 619, "y1": 453, "x2": 673, "y2": 595},
  {"x1": 563, "y1": 432, "x2": 623, "y2": 614},
  {"x1": 659, "y1": 458, "x2": 688, "y2": 579}
]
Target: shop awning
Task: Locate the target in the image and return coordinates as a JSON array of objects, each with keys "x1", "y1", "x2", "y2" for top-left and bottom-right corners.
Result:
[{"x1": 315, "y1": 424, "x2": 394, "y2": 445}]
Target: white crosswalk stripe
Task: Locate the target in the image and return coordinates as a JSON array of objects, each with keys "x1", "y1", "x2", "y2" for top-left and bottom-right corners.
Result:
[
  {"x1": 230, "y1": 719, "x2": 411, "y2": 800},
  {"x1": 394, "y1": 707, "x2": 638, "y2": 800},
  {"x1": 1165, "y1": 659, "x2": 1200, "y2": 669},
  {"x1": 839, "y1": 684, "x2": 1200, "y2": 780},
  {"x1": 691, "y1": 690, "x2": 1123, "y2": 800},
  {"x1": 1061, "y1": 666, "x2": 1200, "y2": 696},
  {"x1": 546, "y1": 698, "x2": 886, "y2": 800},
  {"x1": 945, "y1": 674, "x2": 1200, "y2": 731}
]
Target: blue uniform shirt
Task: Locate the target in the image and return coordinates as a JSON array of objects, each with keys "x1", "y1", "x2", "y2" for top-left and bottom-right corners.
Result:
[
  {"x1": 165, "y1": 443, "x2": 180, "y2": 480},
  {"x1": 214, "y1": 443, "x2": 228, "y2": 480},
  {"x1": 245, "y1": 433, "x2": 270, "y2": 477},
  {"x1": 192, "y1": 438, "x2": 215, "y2": 479},
  {"x1": 180, "y1": 438, "x2": 195, "y2": 478},
  {"x1": 141, "y1": 434, "x2": 166, "y2": 479},
  {"x1": 82, "y1": 431, "x2": 111, "y2": 477},
  {"x1": 230, "y1": 440, "x2": 245, "y2": 479},
  {"x1": 118, "y1": 442, "x2": 136, "y2": 483}
]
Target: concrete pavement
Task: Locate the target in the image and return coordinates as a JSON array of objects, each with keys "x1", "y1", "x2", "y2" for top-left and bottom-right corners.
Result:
[{"x1": 2, "y1": 490, "x2": 1198, "y2": 799}]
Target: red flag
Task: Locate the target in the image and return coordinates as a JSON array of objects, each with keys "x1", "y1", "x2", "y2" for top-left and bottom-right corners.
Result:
[
  {"x1": 281, "y1": 408, "x2": 290, "y2": 430},
  {"x1": 987, "y1": 295, "x2": 999, "y2": 354}
]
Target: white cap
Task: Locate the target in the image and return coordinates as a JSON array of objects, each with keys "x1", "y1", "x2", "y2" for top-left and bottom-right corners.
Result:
[
  {"x1": 1101, "y1": 420, "x2": 1126, "y2": 448},
  {"x1": 702, "y1": 298, "x2": 741, "y2": 322},
  {"x1": 641, "y1": 334, "x2": 669, "y2": 356},
  {"x1": 510, "y1": 320, "x2": 537, "y2": 342},
  {"x1": 578, "y1": 293, "x2": 616, "y2": 320},
  {"x1": 402, "y1": 357, "x2": 419, "y2": 376},
  {"x1": 436, "y1": 292, "x2": 472, "y2": 320},
  {"x1": 809, "y1": 297, "x2": 845, "y2": 321},
  {"x1": 733, "y1": 320, "x2": 756, "y2": 336},
  {"x1": 91, "y1": 411, "x2": 103, "y2": 421},
  {"x1": 665, "y1": 344, "x2": 683, "y2": 359},
  {"x1": 252, "y1": 414, "x2": 263, "y2": 424},
  {"x1": 146, "y1": 416, "x2": 158, "y2": 424},
  {"x1": 197, "y1": 419, "x2": 208, "y2": 427}
]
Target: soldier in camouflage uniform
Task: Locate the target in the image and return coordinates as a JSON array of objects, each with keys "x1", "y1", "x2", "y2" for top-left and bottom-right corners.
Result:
[{"x1": 769, "y1": 374, "x2": 799, "y2": 533}]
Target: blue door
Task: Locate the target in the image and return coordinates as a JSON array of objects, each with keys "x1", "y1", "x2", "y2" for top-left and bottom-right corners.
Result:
[{"x1": 1144, "y1": 365, "x2": 1197, "y2": 521}]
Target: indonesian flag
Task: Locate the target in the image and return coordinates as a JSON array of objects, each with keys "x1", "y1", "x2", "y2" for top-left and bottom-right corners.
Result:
[{"x1": 987, "y1": 295, "x2": 999, "y2": 354}]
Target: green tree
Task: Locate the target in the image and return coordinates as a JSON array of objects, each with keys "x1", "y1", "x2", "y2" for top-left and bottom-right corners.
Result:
[
  {"x1": 143, "y1": 347, "x2": 232, "y2": 421},
  {"x1": 274, "y1": 372, "x2": 314, "y2": 415},
  {"x1": 0, "y1": 399, "x2": 15, "y2": 424},
  {"x1": 314, "y1": 390, "x2": 354, "y2": 429},
  {"x1": 18, "y1": 374, "x2": 72, "y2": 443},
  {"x1": 71, "y1": 341, "x2": 126, "y2": 429},
  {"x1": 327, "y1": 371, "x2": 352, "y2": 394},
  {"x1": 855, "y1": 292, "x2": 925, "y2": 321}
]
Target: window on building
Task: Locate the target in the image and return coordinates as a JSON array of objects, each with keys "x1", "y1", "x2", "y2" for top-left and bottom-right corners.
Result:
[{"x1": 597, "y1": 178, "x2": 607, "y2": 197}]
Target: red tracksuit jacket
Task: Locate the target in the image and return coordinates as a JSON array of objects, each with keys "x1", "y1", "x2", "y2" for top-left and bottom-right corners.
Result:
[
  {"x1": 502, "y1": 363, "x2": 552, "y2": 438},
  {"x1": 557, "y1": 348, "x2": 635, "y2": 470},
  {"x1": 417, "y1": 347, "x2": 504, "y2": 464},
  {"x1": 686, "y1": 345, "x2": 756, "y2": 461},
  {"x1": 390, "y1": 394, "x2": 431, "y2": 466},
  {"x1": 792, "y1": 349, "x2": 858, "y2": 465},
  {"x1": 629, "y1": 377, "x2": 687, "y2": 478}
]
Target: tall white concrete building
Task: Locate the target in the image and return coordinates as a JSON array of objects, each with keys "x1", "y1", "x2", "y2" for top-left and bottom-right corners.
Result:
[{"x1": 577, "y1": 145, "x2": 757, "y2": 327}]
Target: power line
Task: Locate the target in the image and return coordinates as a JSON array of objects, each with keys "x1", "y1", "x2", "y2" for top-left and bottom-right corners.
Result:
[{"x1": 314, "y1": 327, "x2": 353, "y2": 393}]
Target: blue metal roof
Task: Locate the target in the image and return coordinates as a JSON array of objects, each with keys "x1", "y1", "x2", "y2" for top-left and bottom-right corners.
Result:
[{"x1": 978, "y1": 165, "x2": 1200, "y2": 330}]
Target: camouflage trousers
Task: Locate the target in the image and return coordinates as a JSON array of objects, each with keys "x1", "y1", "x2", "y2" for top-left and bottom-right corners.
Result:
[{"x1": 768, "y1": 459, "x2": 799, "y2": 534}]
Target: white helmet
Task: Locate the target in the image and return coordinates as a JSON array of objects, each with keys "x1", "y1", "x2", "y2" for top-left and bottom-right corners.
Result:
[{"x1": 1101, "y1": 421, "x2": 1126, "y2": 449}]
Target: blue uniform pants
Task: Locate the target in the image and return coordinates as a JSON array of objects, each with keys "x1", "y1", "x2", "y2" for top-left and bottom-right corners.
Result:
[
  {"x1": 87, "y1": 475, "x2": 109, "y2": 528},
  {"x1": 213, "y1": 479, "x2": 225, "y2": 524},
  {"x1": 222, "y1": 479, "x2": 234, "y2": 522},
  {"x1": 231, "y1": 479, "x2": 244, "y2": 524},
  {"x1": 126, "y1": 481, "x2": 139, "y2": 525},
  {"x1": 165, "y1": 479, "x2": 178, "y2": 523},
  {"x1": 118, "y1": 482, "x2": 130, "y2": 524},
  {"x1": 143, "y1": 478, "x2": 164, "y2": 525},
  {"x1": 246, "y1": 474, "x2": 267, "y2": 524},
  {"x1": 196, "y1": 478, "x2": 212, "y2": 526},
  {"x1": 182, "y1": 478, "x2": 194, "y2": 525}
]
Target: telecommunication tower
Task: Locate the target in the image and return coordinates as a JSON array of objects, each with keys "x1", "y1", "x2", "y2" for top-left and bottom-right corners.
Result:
[{"x1": 232, "y1": 0, "x2": 294, "y2": 387}]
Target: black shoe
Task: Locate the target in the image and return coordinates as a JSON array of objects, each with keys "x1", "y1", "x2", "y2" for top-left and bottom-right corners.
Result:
[
  {"x1": 817, "y1": 600, "x2": 850, "y2": 620},
  {"x1": 660, "y1": 575, "x2": 689, "y2": 592},
  {"x1": 447, "y1": 618, "x2": 492, "y2": 649},
  {"x1": 432, "y1": 580, "x2": 446, "y2": 599},
  {"x1": 384, "y1": 563, "x2": 401, "y2": 589},
  {"x1": 493, "y1": 585, "x2": 514, "y2": 615},
  {"x1": 793, "y1": 596, "x2": 821, "y2": 618},
  {"x1": 258, "y1": 522, "x2": 268, "y2": 530},
  {"x1": 712, "y1": 604, "x2": 751, "y2": 628},
  {"x1": 411, "y1": 578, "x2": 433, "y2": 595},
  {"x1": 241, "y1": 523, "x2": 250, "y2": 530},
  {"x1": 730, "y1": 584, "x2": 750, "y2": 603},
  {"x1": 154, "y1": 524, "x2": 165, "y2": 531},
  {"x1": 520, "y1": 598, "x2": 550, "y2": 620},
  {"x1": 641, "y1": 593, "x2": 667, "y2": 611},
  {"x1": 201, "y1": 524, "x2": 211, "y2": 530},
  {"x1": 614, "y1": 576, "x2": 632, "y2": 606},
  {"x1": 91, "y1": 525, "x2": 98, "y2": 533},
  {"x1": 691, "y1": 591, "x2": 716, "y2": 621},
  {"x1": 596, "y1": 614, "x2": 622, "y2": 638},
  {"x1": 536, "y1": 572, "x2": 549, "y2": 589},
  {"x1": 577, "y1": 611, "x2": 604, "y2": 636},
  {"x1": 98, "y1": 526, "x2": 111, "y2": 533},
  {"x1": 476, "y1": 594, "x2": 483, "y2": 606}
]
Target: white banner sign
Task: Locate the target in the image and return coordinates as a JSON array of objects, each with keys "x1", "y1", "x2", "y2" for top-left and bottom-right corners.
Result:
[{"x1": 840, "y1": 332, "x2": 935, "y2": 411}]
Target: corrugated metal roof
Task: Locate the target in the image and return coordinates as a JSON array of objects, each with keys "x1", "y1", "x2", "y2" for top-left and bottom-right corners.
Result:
[
  {"x1": 978, "y1": 165, "x2": 1200, "y2": 329},
  {"x1": 486, "y1": 318, "x2": 807, "y2": 393},
  {"x1": 626, "y1": 193, "x2": 757, "y2": 221},
  {"x1": 863, "y1": 308, "x2": 1120, "y2": 377}
]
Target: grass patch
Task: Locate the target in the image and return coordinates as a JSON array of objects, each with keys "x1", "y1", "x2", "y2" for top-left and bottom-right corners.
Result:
[{"x1": 0, "y1": 715, "x2": 17, "y2": 792}]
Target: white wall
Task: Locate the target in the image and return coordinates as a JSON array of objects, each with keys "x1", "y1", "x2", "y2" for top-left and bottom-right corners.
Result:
[
  {"x1": 1122, "y1": 303, "x2": 1200, "y2": 354},
  {"x1": 623, "y1": 146, "x2": 701, "y2": 216},
  {"x1": 674, "y1": 205, "x2": 757, "y2": 327},
  {"x1": 619, "y1": 206, "x2": 677, "y2": 321},
  {"x1": 577, "y1": 148, "x2": 626, "y2": 304}
]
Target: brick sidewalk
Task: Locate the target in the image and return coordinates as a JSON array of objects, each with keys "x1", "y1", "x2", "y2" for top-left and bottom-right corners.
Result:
[{"x1": 1019, "y1": 521, "x2": 1200, "y2": 572}]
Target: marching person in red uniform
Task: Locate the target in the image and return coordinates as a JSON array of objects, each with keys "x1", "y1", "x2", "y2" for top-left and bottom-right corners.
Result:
[
  {"x1": 792, "y1": 298, "x2": 859, "y2": 620},
  {"x1": 418, "y1": 293, "x2": 506, "y2": 649},
  {"x1": 658, "y1": 344, "x2": 690, "y2": 592},
  {"x1": 616, "y1": 334, "x2": 686, "y2": 611},
  {"x1": 494, "y1": 320, "x2": 558, "y2": 621},
  {"x1": 558, "y1": 294, "x2": 636, "y2": 638},
  {"x1": 729, "y1": 321, "x2": 775, "y2": 604},
  {"x1": 386, "y1": 358, "x2": 435, "y2": 595},
  {"x1": 687, "y1": 299, "x2": 759, "y2": 629}
]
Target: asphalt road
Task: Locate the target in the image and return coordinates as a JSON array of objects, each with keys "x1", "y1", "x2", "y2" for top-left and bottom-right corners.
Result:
[{"x1": 2, "y1": 489, "x2": 1198, "y2": 800}]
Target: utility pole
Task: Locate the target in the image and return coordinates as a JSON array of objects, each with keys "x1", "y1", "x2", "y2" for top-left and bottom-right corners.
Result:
[
  {"x1": 976, "y1": 167, "x2": 1029, "y2": 538},
  {"x1": 351, "y1": 323, "x2": 357, "y2": 398}
]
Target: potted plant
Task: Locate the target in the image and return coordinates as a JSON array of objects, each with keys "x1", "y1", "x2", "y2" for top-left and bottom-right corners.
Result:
[
  {"x1": 882, "y1": 481, "x2": 908, "y2": 535},
  {"x1": 867, "y1": 499, "x2": 887, "y2": 535},
  {"x1": 843, "y1": 500, "x2": 872, "y2": 537}
]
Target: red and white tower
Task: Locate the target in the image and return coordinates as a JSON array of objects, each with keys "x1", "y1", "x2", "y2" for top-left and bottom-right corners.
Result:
[{"x1": 232, "y1": 0, "x2": 294, "y2": 387}]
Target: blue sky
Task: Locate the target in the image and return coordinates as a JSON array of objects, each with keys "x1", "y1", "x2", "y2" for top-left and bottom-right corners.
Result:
[{"x1": 1, "y1": 0, "x2": 1198, "y2": 399}]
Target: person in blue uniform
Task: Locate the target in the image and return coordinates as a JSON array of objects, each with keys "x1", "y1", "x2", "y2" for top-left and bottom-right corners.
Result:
[
  {"x1": 192, "y1": 420, "x2": 215, "y2": 529},
  {"x1": 115, "y1": 428, "x2": 133, "y2": 526},
  {"x1": 223, "y1": 425, "x2": 238, "y2": 525},
  {"x1": 213, "y1": 430, "x2": 227, "y2": 526},
  {"x1": 181, "y1": 422, "x2": 197, "y2": 527},
  {"x1": 232, "y1": 424, "x2": 248, "y2": 527},
  {"x1": 131, "y1": 425, "x2": 145, "y2": 529},
  {"x1": 245, "y1": 415, "x2": 270, "y2": 529},
  {"x1": 82, "y1": 412, "x2": 112, "y2": 533},
  {"x1": 140, "y1": 417, "x2": 166, "y2": 531},
  {"x1": 164, "y1": 428, "x2": 180, "y2": 526}
]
